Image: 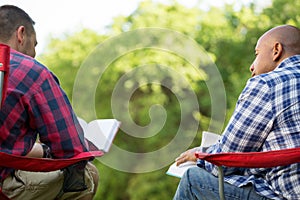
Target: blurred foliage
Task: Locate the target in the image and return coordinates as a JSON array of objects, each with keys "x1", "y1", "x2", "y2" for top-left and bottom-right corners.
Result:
[{"x1": 38, "y1": 0, "x2": 300, "y2": 199}]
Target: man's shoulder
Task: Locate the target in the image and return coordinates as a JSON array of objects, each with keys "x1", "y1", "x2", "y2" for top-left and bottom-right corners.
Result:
[
  {"x1": 253, "y1": 59, "x2": 300, "y2": 86},
  {"x1": 11, "y1": 49, "x2": 33, "y2": 62},
  {"x1": 10, "y1": 50, "x2": 59, "y2": 87},
  {"x1": 10, "y1": 49, "x2": 50, "y2": 73}
]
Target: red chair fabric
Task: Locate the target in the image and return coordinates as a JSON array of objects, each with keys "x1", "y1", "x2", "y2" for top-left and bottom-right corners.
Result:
[
  {"x1": 0, "y1": 151, "x2": 103, "y2": 171},
  {"x1": 0, "y1": 189, "x2": 10, "y2": 200},
  {"x1": 195, "y1": 147, "x2": 300, "y2": 168},
  {"x1": 0, "y1": 44, "x2": 9, "y2": 107},
  {"x1": 0, "y1": 44, "x2": 11, "y2": 200}
]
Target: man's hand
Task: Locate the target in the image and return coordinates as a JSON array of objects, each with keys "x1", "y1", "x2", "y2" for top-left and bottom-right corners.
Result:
[{"x1": 175, "y1": 147, "x2": 200, "y2": 166}]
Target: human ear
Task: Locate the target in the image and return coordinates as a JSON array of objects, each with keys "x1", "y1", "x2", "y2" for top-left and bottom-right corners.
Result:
[
  {"x1": 272, "y1": 42, "x2": 283, "y2": 62},
  {"x1": 16, "y1": 26, "x2": 26, "y2": 45}
]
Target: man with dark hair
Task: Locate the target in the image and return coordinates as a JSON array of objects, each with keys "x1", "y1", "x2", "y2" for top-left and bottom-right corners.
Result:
[
  {"x1": 174, "y1": 25, "x2": 300, "y2": 200},
  {"x1": 0, "y1": 5, "x2": 99, "y2": 200},
  {"x1": 0, "y1": 5, "x2": 36, "y2": 57}
]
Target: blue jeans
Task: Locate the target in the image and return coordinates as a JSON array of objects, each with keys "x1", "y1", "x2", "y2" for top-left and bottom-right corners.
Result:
[{"x1": 173, "y1": 167, "x2": 270, "y2": 200}]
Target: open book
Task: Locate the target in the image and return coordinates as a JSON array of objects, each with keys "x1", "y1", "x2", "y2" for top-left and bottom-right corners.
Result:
[
  {"x1": 166, "y1": 161, "x2": 197, "y2": 178},
  {"x1": 166, "y1": 131, "x2": 221, "y2": 178},
  {"x1": 78, "y1": 118, "x2": 121, "y2": 153}
]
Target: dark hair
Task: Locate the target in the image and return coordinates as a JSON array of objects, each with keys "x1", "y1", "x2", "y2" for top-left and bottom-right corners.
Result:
[{"x1": 0, "y1": 5, "x2": 35, "y2": 42}]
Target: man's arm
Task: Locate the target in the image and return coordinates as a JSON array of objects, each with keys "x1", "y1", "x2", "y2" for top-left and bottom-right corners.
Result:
[
  {"x1": 28, "y1": 67, "x2": 88, "y2": 158},
  {"x1": 201, "y1": 77, "x2": 274, "y2": 175}
]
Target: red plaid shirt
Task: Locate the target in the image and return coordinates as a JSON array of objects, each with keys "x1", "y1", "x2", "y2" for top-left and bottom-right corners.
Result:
[{"x1": 0, "y1": 49, "x2": 88, "y2": 180}]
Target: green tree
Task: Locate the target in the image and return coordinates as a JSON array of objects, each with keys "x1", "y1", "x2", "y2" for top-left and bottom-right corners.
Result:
[
  {"x1": 39, "y1": 29, "x2": 107, "y2": 98},
  {"x1": 263, "y1": 0, "x2": 300, "y2": 27}
]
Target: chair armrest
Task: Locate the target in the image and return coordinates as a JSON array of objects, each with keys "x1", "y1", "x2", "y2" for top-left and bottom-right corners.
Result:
[
  {"x1": 0, "y1": 151, "x2": 103, "y2": 172},
  {"x1": 195, "y1": 147, "x2": 300, "y2": 168}
]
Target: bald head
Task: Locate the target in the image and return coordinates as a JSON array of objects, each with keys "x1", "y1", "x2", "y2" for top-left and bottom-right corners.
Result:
[
  {"x1": 250, "y1": 25, "x2": 300, "y2": 77},
  {"x1": 260, "y1": 25, "x2": 300, "y2": 58}
]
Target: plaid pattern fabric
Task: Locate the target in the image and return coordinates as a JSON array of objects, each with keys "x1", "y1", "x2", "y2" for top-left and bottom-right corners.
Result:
[
  {"x1": 198, "y1": 55, "x2": 300, "y2": 200},
  {"x1": 0, "y1": 49, "x2": 88, "y2": 181}
]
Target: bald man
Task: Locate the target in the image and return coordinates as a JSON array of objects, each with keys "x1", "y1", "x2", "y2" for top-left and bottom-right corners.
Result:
[{"x1": 173, "y1": 25, "x2": 300, "y2": 200}]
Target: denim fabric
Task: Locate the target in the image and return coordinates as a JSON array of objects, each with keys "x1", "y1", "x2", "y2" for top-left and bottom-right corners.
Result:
[{"x1": 173, "y1": 167, "x2": 271, "y2": 200}]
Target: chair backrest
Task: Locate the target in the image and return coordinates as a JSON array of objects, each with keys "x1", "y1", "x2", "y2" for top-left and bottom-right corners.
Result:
[
  {"x1": 0, "y1": 44, "x2": 12, "y2": 200},
  {"x1": 0, "y1": 44, "x2": 10, "y2": 107}
]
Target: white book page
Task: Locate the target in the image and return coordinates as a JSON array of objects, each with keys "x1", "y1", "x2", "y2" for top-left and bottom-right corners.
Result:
[
  {"x1": 200, "y1": 131, "x2": 221, "y2": 147},
  {"x1": 78, "y1": 118, "x2": 120, "y2": 153}
]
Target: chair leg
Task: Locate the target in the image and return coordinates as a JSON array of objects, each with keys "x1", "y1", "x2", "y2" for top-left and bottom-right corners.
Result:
[
  {"x1": 218, "y1": 166, "x2": 225, "y2": 200},
  {"x1": 0, "y1": 71, "x2": 4, "y2": 108}
]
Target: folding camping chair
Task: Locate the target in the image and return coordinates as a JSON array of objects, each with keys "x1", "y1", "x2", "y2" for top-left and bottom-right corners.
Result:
[
  {"x1": 195, "y1": 147, "x2": 300, "y2": 200},
  {"x1": 0, "y1": 43, "x2": 103, "y2": 200}
]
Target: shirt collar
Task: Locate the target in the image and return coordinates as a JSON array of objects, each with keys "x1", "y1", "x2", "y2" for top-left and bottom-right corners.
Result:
[{"x1": 276, "y1": 54, "x2": 300, "y2": 69}]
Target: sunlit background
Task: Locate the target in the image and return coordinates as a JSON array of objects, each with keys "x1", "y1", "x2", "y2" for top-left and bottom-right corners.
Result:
[
  {"x1": 1, "y1": 0, "x2": 295, "y2": 199},
  {"x1": 1, "y1": 0, "x2": 271, "y2": 55}
]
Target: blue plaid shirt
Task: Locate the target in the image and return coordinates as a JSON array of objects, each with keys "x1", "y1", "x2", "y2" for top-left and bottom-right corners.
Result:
[{"x1": 198, "y1": 55, "x2": 300, "y2": 200}]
